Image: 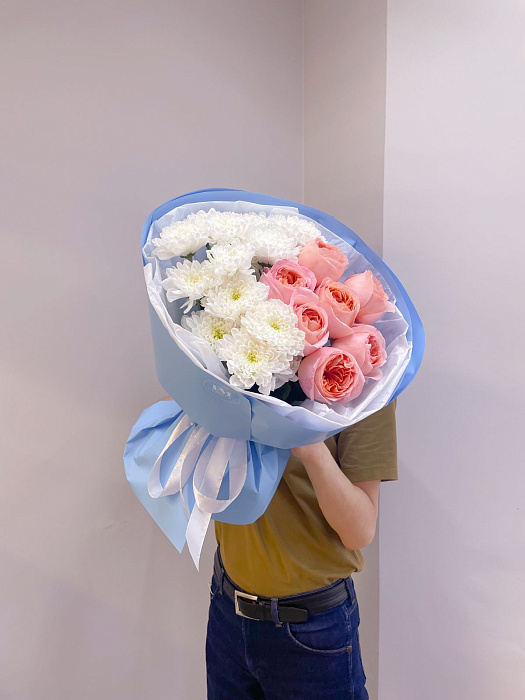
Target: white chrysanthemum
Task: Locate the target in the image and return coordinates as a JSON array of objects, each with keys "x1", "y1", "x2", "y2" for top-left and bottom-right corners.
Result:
[
  {"x1": 162, "y1": 259, "x2": 220, "y2": 312},
  {"x1": 215, "y1": 327, "x2": 293, "y2": 395},
  {"x1": 151, "y1": 208, "x2": 324, "y2": 262},
  {"x1": 203, "y1": 272, "x2": 269, "y2": 321},
  {"x1": 206, "y1": 239, "x2": 256, "y2": 279},
  {"x1": 271, "y1": 355, "x2": 302, "y2": 392},
  {"x1": 267, "y1": 214, "x2": 324, "y2": 246},
  {"x1": 203, "y1": 209, "x2": 264, "y2": 245},
  {"x1": 152, "y1": 219, "x2": 210, "y2": 259},
  {"x1": 247, "y1": 223, "x2": 302, "y2": 264},
  {"x1": 240, "y1": 298, "x2": 305, "y2": 359},
  {"x1": 181, "y1": 310, "x2": 236, "y2": 349}
]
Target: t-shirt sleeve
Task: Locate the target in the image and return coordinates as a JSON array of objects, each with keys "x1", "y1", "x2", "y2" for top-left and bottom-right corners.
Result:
[{"x1": 335, "y1": 398, "x2": 398, "y2": 483}]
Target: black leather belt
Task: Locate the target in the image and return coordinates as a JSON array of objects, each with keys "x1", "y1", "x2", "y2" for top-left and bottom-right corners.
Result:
[{"x1": 213, "y1": 547, "x2": 353, "y2": 624}]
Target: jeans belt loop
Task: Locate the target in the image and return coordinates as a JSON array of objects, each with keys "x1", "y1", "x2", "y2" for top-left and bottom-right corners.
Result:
[
  {"x1": 344, "y1": 576, "x2": 354, "y2": 604},
  {"x1": 270, "y1": 597, "x2": 282, "y2": 627}
]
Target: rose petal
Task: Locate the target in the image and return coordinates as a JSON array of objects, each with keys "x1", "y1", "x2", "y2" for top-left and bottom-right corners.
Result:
[
  {"x1": 298, "y1": 238, "x2": 349, "y2": 284},
  {"x1": 343, "y1": 270, "x2": 375, "y2": 306}
]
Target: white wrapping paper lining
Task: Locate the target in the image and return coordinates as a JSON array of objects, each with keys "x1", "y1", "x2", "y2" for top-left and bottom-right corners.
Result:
[{"x1": 143, "y1": 199, "x2": 412, "y2": 430}]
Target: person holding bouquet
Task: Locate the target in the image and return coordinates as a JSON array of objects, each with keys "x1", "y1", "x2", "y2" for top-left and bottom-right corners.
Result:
[{"x1": 128, "y1": 193, "x2": 423, "y2": 698}]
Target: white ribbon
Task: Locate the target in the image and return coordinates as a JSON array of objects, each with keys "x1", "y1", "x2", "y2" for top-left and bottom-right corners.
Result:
[{"x1": 147, "y1": 415, "x2": 248, "y2": 569}]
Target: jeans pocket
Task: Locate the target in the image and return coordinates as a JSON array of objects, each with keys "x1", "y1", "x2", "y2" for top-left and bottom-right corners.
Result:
[{"x1": 284, "y1": 598, "x2": 355, "y2": 655}]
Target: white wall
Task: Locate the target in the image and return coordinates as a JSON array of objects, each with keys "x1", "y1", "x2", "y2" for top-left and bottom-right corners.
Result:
[
  {"x1": 304, "y1": 0, "x2": 387, "y2": 252},
  {"x1": 379, "y1": 2, "x2": 525, "y2": 698},
  {"x1": 8, "y1": 3, "x2": 521, "y2": 698},
  {"x1": 303, "y1": 2, "x2": 387, "y2": 697},
  {"x1": 0, "y1": 2, "x2": 302, "y2": 698}
]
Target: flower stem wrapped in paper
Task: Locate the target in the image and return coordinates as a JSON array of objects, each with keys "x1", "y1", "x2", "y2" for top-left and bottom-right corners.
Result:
[{"x1": 124, "y1": 188, "x2": 425, "y2": 568}]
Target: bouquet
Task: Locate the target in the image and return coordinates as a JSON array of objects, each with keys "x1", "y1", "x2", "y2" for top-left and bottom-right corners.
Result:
[{"x1": 124, "y1": 188, "x2": 424, "y2": 568}]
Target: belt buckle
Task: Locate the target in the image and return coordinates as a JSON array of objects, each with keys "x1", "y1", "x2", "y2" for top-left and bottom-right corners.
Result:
[{"x1": 234, "y1": 589, "x2": 260, "y2": 620}]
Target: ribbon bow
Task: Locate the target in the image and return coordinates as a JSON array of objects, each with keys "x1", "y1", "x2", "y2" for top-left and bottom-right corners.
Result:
[{"x1": 147, "y1": 413, "x2": 248, "y2": 568}]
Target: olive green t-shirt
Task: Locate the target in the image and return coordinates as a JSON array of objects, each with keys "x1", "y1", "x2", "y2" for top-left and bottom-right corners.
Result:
[{"x1": 214, "y1": 398, "x2": 398, "y2": 597}]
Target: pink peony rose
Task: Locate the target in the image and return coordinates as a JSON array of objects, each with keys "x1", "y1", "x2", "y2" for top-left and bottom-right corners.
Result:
[
  {"x1": 332, "y1": 324, "x2": 387, "y2": 381},
  {"x1": 289, "y1": 288, "x2": 330, "y2": 356},
  {"x1": 343, "y1": 270, "x2": 396, "y2": 324},
  {"x1": 315, "y1": 278, "x2": 360, "y2": 338},
  {"x1": 298, "y1": 346, "x2": 365, "y2": 404},
  {"x1": 297, "y1": 238, "x2": 349, "y2": 284},
  {"x1": 260, "y1": 259, "x2": 316, "y2": 304}
]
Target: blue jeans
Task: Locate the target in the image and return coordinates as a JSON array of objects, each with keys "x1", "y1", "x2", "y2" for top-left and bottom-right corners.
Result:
[{"x1": 206, "y1": 551, "x2": 368, "y2": 699}]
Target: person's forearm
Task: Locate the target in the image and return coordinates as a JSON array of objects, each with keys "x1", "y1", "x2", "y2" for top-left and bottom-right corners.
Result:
[{"x1": 297, "y1": 444, "x2": 378, "y2": 550}]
